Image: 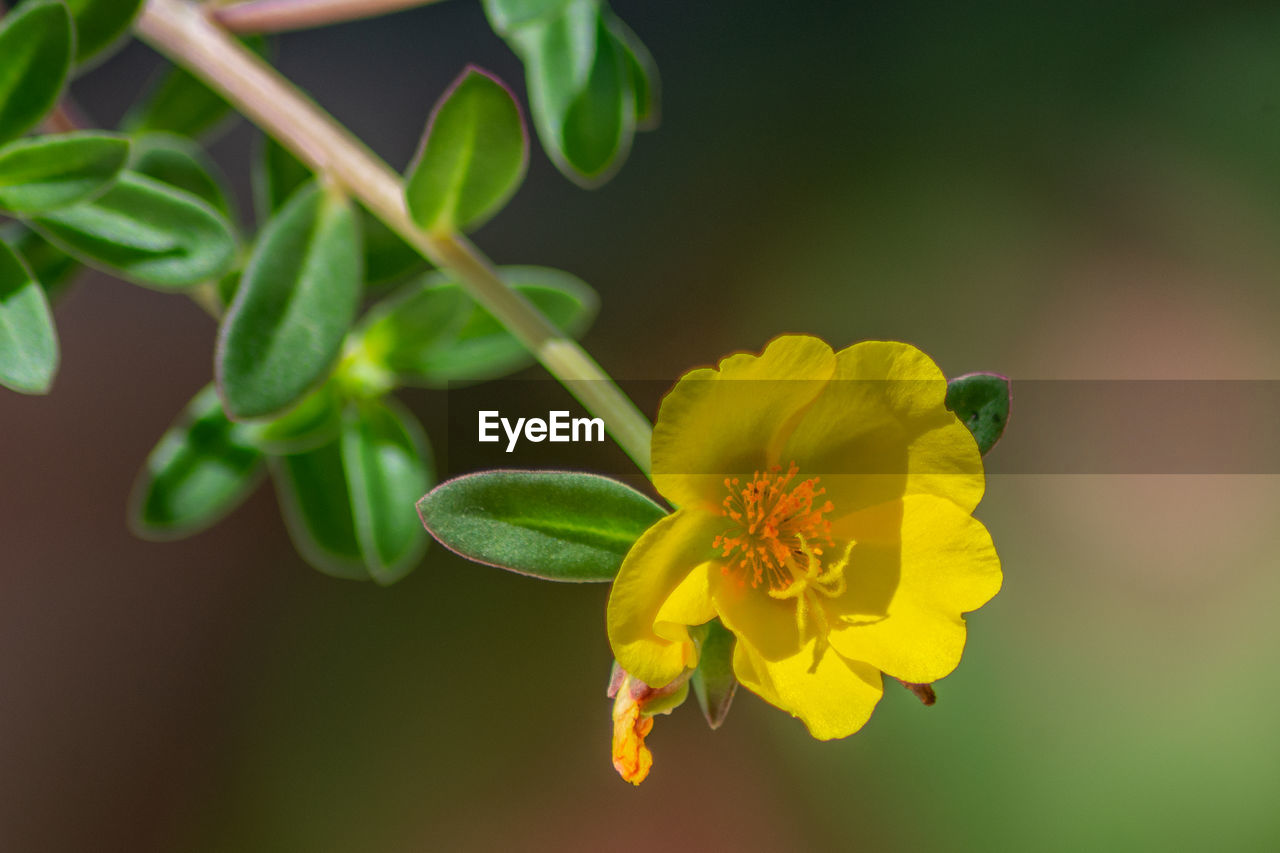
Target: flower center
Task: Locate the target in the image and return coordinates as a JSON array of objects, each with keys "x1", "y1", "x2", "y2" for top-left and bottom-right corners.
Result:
[{"x1": 712, "y1": 462, "x2": 835, "y2": 590}]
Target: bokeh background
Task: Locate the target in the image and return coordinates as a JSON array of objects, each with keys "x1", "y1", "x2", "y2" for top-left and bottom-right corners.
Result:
[{"x1": 4, "y1": 0, "x2": 1280, "y2": 849}]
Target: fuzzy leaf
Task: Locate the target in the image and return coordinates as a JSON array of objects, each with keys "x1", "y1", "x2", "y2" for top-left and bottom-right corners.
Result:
[
  {"x1": 0, "y1": 0, "x2": 73, "y2": 144},
  {"x1": 64, "y1": 0, "x2": 144, "y2": 66},
  {"x1": 608, "y1": 15, "x2": 659, "y2": 128},
  {"x1": 242, "y1": 383, "x2": 343, "y2": 455},
  {"x1": 362, "y1": 212, "x2": 427, "y2": 287},
  {"x1": 946, "y1": 372, "x2": 1011, "y2": 455},
  {"x1": 0, "y1": 132, "x2": 129, "y2": 214},
  {"x1": 129, "y1": 384, "x2": 264, "y2": 539},
  {"x1": 254, "y1": 135, "x2": 312, "y2": 219},
  {"x1": 2, "y1": 225, "x2": 79, "y2": 300},
  {"x1": 217, "y1": 181, "x2": 361, "y2": 419},
  {"x1": 122, "y1": 37, "x2": 267, "y2": 139},
  {"x1": 417, "y1": 470, "x2": 664, "y2": 582},
  {"x1": 30, "y1": 171, "x2": 238, "y2": 289},
  {"x1": 129, "y1": 132, "x2": 236, "y2": 221},
  {"x1": 255, "y1": 137, "x2": 423, "y2": 285},
  {"x1": 341, "y1": 399, "x2": 433, "y2": 584},
  {"x1": 272, "y1": 438, "x2": 369, "y2": 580},
  {"x1": 501, "y1": 0, "x2": 636, "y2": 186},
  {"x1": 405, "y1": 67, "x2": 528, "y2": 233},
  {"x1": 359, "y1": 266, "x2": 597, "y2": 386},
  {"x1": 0, "y1": 237, "x2": 58, "y2": 394}
]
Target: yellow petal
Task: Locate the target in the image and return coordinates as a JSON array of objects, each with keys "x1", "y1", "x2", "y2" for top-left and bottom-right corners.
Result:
[
  {"x1": 607, "y1": 509, "x2": 722, "y2": 688},
  {"x1": 783, "y1": 340, "x2": 984, "y2": 516},
  {"x1": 733, "y1": 636, "x2": 884, "y2": 740},
  {"x1": 654, "y1": 561, "x2": 717, "y2": 643},
  {"x1": 711, "y1": 568, "x2": 801, "y2": 662},
  {"x1": 828, "y1": 494, "x2": 1002, "y2": 684},
  {"x1": 652, "y1": 335, "x2": 837, "y2": 509}
]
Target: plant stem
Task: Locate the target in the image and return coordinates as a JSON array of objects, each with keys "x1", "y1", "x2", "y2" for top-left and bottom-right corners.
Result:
[
  {"x1": 214, "y1": 0, "x2": 445, "y2": 35},
  {"x1": 135, "y1": 0, "x2": 654, "y2": 474}
]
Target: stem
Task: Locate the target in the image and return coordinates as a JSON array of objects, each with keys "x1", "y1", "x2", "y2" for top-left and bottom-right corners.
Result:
[
  {"x1": 214, "y1": 0, "x2": 445, "y2": 35},
  {"x1": 135, "y1": 0, "x2": 653, "y2": 474}
]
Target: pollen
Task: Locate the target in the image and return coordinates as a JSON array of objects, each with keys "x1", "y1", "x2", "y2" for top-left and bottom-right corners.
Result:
[{"x1": 712, "y1": 462, "x2": 835, "y2": 590}]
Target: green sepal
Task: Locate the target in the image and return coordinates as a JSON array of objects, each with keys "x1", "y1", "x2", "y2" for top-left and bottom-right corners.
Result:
[
  {"x1": 271, "y1": 437, "x2": 369, "y2": 580},
  {"x1": 121, "y1": 37, "x2": 268, "y2": 139},
  {"x1": 341, "y1": 398, "x2": 433, "y2": 585},
  {"x1": 29, "y1": 171, "x2": 238, "y2": 290},
  {"x1": 216, "y1": 180, "x2": 361, "y2": 419},
  {"x1": 690, "y1": 619, "x2": 738, "y2": 730},
  {"x1": 0, "y1": 237, "x2": 58, "y2": 394},
  {"x1": 417, "y1": 470, "x2": 665, "y2": 582},
  {"x1": 128, "y1": 384, "x2": 265, "y2": 539},
  {"x1": 64, "y1": 0, "x2": 144, "y2": 67},
  {"x1": 241, "y1": 382, "x2": 344, "y2": 455},
  {"x1": 0, "y1": 0, "x2": 73, "y2": 145},
  {"x1": 945, "y1": 372, "x2": 1011, "y2": 456},
  {"x1": 0, "y1": 132, "x2": 130, "y2": 214},
  {"x1": 404, "y1": 67, "x2": 528, "y2": 233},
  {"x1": 129, "y1": 132, "x2": 236, "y2": 222},
  {"x1": 359, "y1": 266, "x2": 597, "y2": 386}
]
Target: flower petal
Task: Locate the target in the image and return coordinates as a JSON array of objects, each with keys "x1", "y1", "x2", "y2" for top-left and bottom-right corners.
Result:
[
  {"x1": 783, "y1": 340, "x2": 984, "y2": 516},
  {"x1": 652, "y1": 335, "x2": 837, "y2": 509},
  {"x1": 733, "y1": 638, "x2": 884, "y2": 740},
  {"x1": 607, "y1": 509, "x2": 722, "y2": 688},
  {"x1": 654, "y1": 561, "x2": 717, "y2": 642},
  {"x1": 711, "y1": 569, "x2": 801, "y2": 662},
  {"x1": 828, "y1": 494, "x2": 1002, "y2": 684}
]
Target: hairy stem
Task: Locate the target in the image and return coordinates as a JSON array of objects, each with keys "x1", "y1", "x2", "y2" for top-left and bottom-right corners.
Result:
[
  {"x1": 214, "y1": 0, "x2": 445, "y2": 35},
  {"x1": 134, "y1": 0, "x2": 653, "y2": 474}
]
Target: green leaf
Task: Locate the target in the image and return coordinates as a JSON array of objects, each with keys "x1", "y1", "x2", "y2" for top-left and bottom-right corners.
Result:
[
  {"x1": 0, "y1": 0, "x2": 73, "y2": 144},
  {"x1": 121, "y1": 37, "x2": 267, "y2": 139},
  {"x1": 242, "y1": 382, "x2": 343, "y2": 455},
  {"x1": 691, "y1": 619, "x2": 738, "y2": 730},
  {"x1": 362, "y1": 211, "x2": 427, "y2": 287},
  {"x1": 2, "y1": 225, "x2": 79, "y2": 300},
  {"x1": 504, "y1": 0, "x2": 635, "y2": 186},
  {"x1": 217, "y1": 181, "x2": 361, "y2": 419},
  {"x1": 255, "y1": 137, "x2": 423, "y2": 286},
  {"x1": 253, "y1": 134, "x2": 312, "y2": 220},
  {"x1": 272, "y1": 438, "x2": 369, "y2": 580},
  {"x1": 129, "y1": 132, "x2": 235, "y2": 221},
  {"x1": 29, "y1": 171, "x2": 238, "y2": 289},
  {"x1": 608, "y1": 15, "x2": 659, "y2": 129},
  {"x1": 0, "y1": 237, "x2": 58, "y2": 394},
  {"x1": 360, "y1": 266, "x2": 597, "y2": 386},
  {"x1": 64, "y1": 0, "x2": 144, "y2": 66},
  {"x1": 945, "y1": 372, "x2": 1011, "y2": 456},
  {"x1": 341, "y1": 399, "x2": 433, "y2": 584},
  {"x1": 129, "y1": 384, "x2": 265, "y2": 539},
  {"x1": 417, "y1": 470, "x2": 665, "y2": 582},
  {"x1": 482, "y1": 0, "x2": 575, "y2": 33},
  {"x1": 405, "y1": 67, "x2": 528, "y2": 233},
  {"x1": 0, "y1": 132, "x2": 129, "y2": 214}
]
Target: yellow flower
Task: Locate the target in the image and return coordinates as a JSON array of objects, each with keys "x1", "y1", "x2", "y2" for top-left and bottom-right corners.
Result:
[{"x1": 606, "y1": 335, "x2": 1002, "y2": 747}]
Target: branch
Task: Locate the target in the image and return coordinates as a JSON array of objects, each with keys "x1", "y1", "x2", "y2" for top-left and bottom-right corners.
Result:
[
  {"x1": 134, "y1": 0, "x2": 654, "y2": 474},
  {"x1": 214, "y1": 0, "x2": 444, "y2": 35}
]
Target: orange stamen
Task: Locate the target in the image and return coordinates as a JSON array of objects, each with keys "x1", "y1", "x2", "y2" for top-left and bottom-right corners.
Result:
[{"x1": 711, "y1": 462, "x2": 835, "y2": 590}]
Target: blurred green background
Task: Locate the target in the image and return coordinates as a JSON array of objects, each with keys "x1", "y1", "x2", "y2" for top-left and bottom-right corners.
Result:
[{"x1": 4, "y1": 0, "x2": 1280, "y2": 850}]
